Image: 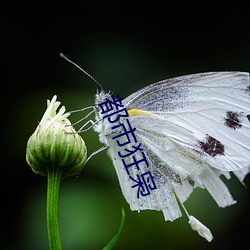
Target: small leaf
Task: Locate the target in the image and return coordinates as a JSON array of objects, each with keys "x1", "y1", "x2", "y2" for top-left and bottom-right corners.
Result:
[{"x1": 103, "y1": 208, "x2": 125, "y2": 250}]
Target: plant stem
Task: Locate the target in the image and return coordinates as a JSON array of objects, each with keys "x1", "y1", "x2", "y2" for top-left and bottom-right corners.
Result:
[{"x1": 47, "y1": 165, "x2": 63, "y2": 250}]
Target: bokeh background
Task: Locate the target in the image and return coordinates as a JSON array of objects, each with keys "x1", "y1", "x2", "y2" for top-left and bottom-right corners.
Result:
[{"x1": 2, "y1": 2, "x2": 250, "y2": 250}]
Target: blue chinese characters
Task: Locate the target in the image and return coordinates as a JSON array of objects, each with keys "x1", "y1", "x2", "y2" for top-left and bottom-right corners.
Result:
[{"x1": 98, "y1": 95, "x2": 157, "y2": 198}]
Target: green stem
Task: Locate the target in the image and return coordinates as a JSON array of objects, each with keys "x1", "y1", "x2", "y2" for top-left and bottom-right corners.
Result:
[{"x1": 47, "y1": 165, "x2": 63, "y2": 250}]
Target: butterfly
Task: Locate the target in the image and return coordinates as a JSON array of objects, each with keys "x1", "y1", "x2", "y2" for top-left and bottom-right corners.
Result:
[
  {"x1": 90, "y1": 72, "x2": 250, "y2": 241},
  {"x1": 60, "y1": 55, "x2": 250, "y2": 241}
]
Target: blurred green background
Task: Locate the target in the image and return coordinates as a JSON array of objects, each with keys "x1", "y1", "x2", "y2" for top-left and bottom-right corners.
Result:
[{"x1": 2, "y1": 2, "x2": 250, "y2": 250}]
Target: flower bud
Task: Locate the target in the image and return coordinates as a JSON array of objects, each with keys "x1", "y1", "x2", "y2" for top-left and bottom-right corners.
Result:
[{"x1": 26, "y1": 95, "x2": 87, "y2": 178}]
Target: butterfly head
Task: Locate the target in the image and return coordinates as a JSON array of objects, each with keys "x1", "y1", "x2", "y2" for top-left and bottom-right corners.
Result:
[{"x1": 93, "y1": 90, "x2": 116, "y2": 145}]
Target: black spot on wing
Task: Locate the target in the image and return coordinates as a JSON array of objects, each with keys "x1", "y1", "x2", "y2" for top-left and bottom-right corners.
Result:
[
  {"x1": 199, "y1": 135, "x2": 225, "y2": 157},
  {"x1": 224, "y1": 111, "x2": 243, "y2": 130}
]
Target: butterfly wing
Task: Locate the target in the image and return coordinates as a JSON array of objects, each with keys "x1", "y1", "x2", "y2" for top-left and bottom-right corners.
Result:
[
  {"x1": 107, "y1": 72, "x2": 250, "y2": 221},
  {"x1": 96, "y1": 72, "x2": 250, "y2": 222},
  {"x1": 124, "y1": 72, "x2": 250, "y2": 173},
  {"x1": 106, "y1": 134, "x2": 183, "y2": 221}
]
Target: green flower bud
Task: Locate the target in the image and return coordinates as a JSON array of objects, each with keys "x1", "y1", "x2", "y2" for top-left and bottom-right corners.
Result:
[{"x1": 26, "y1": 95, "x2": 87, "y2": 178}]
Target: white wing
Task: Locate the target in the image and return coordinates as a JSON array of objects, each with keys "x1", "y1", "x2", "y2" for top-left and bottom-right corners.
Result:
[
  {"x1": 95, "y1": 72, "x2": 250, "y2": 222},
  {"x1": 124, "y1": 72, "x2": 250, "y2": 173}
]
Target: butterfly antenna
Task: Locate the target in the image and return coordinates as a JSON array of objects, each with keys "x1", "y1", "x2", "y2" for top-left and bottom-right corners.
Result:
[{"x1": 60, "y1": 53, "x2": 104, "y2": 91}]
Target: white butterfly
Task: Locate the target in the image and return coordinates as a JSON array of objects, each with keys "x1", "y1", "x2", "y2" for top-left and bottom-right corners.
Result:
[
  {"x1": 59, "y1": 53, "x2": 249, "y2": 241},
  {"x1": 88, "y1": 71, "x2": 250, "y2": 241}
]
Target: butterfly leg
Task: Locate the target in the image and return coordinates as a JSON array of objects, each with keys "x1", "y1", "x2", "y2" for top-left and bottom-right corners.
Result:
[
  {"x1": 68, "y1": 106, "x2": 100, "y2": 132},
  {"x1": 77, "y1": 145, "x2": 108, "y2": 175},
  {"x1": 70, "y1": 105, "x2": 96, "y2": 114},
  {"x1": 70, "y1": 106, "x2": 96, "y2": 126},
  {"x1": 77, "y1": 119, "x2": 95, "y2": 132}
]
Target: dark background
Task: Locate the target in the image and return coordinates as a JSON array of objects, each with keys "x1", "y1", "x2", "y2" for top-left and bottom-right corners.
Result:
[{"x1": 2, "y1": 1, "x2": 250, "y2": 250}]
